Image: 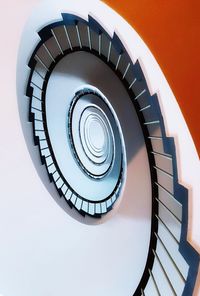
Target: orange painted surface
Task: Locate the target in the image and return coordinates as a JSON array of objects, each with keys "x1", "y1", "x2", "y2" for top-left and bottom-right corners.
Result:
[{"x1": 104, "y1": 0, "x2": 200, "y2": 157}]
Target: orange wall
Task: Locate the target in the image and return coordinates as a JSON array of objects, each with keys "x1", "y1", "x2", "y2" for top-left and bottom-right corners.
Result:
[{"x1": 104, "y1": 0, "x2": 200, "y2": 157}]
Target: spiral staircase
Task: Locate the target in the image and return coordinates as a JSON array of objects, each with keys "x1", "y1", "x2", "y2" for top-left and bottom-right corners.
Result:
[{"x1": 21, "y1": 12, "x2": 200, "y2": 295}]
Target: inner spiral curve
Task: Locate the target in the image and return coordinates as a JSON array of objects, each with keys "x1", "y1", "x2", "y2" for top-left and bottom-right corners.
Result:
[{"x1": 68, "y1": 88, "x2": 119, "y2": 180}]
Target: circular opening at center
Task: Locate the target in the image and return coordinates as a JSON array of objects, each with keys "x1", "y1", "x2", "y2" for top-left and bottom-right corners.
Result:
[
  {"x1": 88, "y1": 119, "x2": 106, "y2": 151},
  {"x1": 68, "y1": 89, "x2": 122, "y2": 180}
]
